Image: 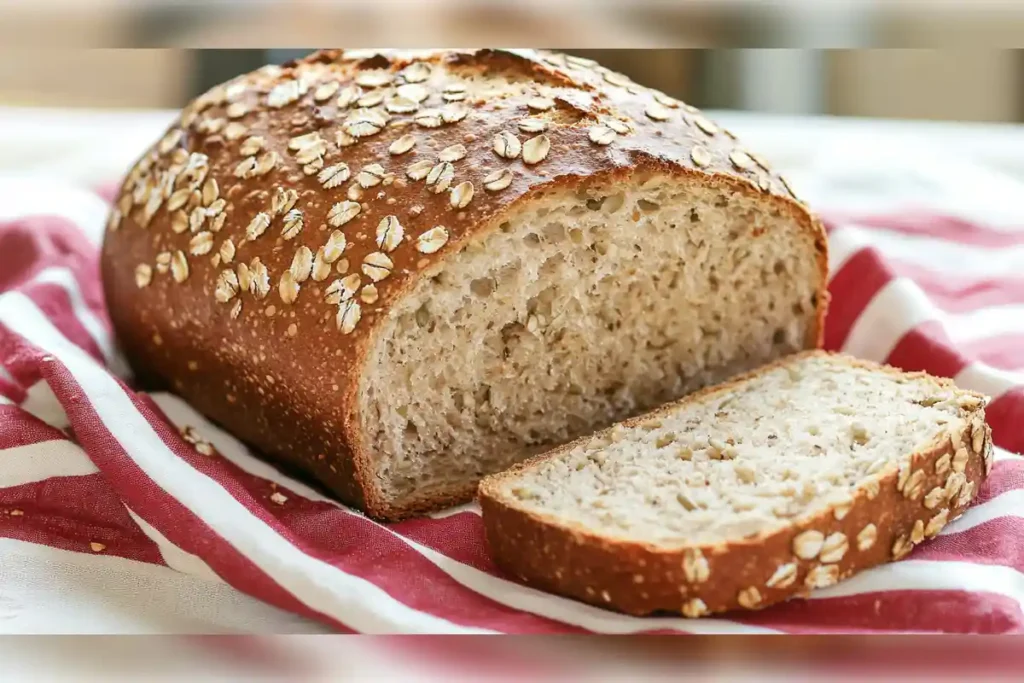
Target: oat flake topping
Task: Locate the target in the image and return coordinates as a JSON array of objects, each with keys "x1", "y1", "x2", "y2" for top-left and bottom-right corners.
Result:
[{"x1": 113, "y1": 49, "x2": 797, "y2": 341}]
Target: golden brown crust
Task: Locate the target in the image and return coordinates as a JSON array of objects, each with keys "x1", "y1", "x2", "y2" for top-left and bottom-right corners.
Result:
[
  {"x1": 100, "y1": 49, "x2": 827, "y2": 520},
  {"x1": 478, "y1": 351, "x2": 991, "y2": 617}
]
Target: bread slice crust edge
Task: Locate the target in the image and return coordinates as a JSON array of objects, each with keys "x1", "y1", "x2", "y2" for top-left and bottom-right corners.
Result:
[{"x1": 478, "y1": 351, "x2": 993, "y2": 617}]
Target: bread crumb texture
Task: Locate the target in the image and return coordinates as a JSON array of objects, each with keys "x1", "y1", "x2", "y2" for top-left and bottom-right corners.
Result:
[{"x1": 481, "y1": 352, "x2": 992, "y2": 617}]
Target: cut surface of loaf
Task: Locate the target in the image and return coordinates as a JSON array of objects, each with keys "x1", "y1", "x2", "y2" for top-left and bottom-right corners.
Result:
[
  {"x1": 100, "y1": 48, "x2": 827, "y2": 520},
  {"x1": 363, "y1": 174, "x2": 820, "y2": 510},
  {"x1": 479, "y1": 352, "x2": 993, "y2": 617}
]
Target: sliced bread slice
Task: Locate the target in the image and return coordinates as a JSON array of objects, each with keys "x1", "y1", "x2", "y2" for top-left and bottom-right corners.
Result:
[{"x1": 478, "y1": 351, "x2": 993, "y2": 617}]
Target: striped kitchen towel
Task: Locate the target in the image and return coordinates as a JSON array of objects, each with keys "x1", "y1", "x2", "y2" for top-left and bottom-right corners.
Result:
[{"x1": 0, "y1": 182, "x2": 1022, "y2": 634}]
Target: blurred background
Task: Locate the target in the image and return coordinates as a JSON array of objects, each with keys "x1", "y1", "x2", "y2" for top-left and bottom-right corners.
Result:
[
  {"x1": 1, "y1": 1, "x2": 1024, "y2": 123},
  {"x1": 3, "y1": 0, "x2": 1023, "y2": 220},
  {"x1": 5, "y1": 47, "x2": 1023, "y2": 123}
]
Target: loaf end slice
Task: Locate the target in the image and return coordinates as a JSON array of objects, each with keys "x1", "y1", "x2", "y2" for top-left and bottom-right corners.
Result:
[{"x1": 479, "y1": 351, "x2": 993, "y2": 617}]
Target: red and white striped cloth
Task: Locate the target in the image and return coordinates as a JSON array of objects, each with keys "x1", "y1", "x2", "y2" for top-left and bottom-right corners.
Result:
[{"x1": 1, "y1": 180, "x2": 1022, "y2": 635}]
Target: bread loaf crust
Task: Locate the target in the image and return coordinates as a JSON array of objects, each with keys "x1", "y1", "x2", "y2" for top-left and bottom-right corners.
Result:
[
  {"x1": 479, "y1": 351, "x2": 992, "y2": 617},
  {"x1": 101, "y1": 49, "x2": 828, "y2": 519}
]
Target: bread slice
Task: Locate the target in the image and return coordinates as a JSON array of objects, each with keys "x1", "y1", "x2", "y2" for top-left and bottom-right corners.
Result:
[{"x1": 479, "y1": 351, "x2": 993, "y2": 617}]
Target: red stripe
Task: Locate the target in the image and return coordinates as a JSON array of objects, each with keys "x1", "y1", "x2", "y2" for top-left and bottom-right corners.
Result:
[
  {"x1": 0, "y1": 328, "x2": 352, "y2": 630},
  {"x1": 829, "y1": 211, "x2": 1024, "y2": 249},
  {"x1": 892, "y1": 262, "x2": 1024, "y2": 314},
  {"x1": 823, "y1": 248, "x2": 895, "y2": 351},
  {"x1": 20, "y1": 281, "x2": 106, "y2": 364},
  {"x1": 1, "y1": 314, "x2": 555, "y2": 633},
  {"x1": 0, "y1": 216, "x2": 109, "y2": 365},
  {"x1": 0, "y1": 473, "x2": 166, "y2": 565},
  {"x1": 0, "y1": 404, "x2": 68, "y2": 449},
  {"x1": 885, "y1": 324, "x2": 1024, "y2": 451},
  {"x1": 960, "y1": 333, "x2": 1024, "y2": 374},
  {"x1": 0, "y1": 216, "x2": 103, "y2": 297},
  {"x1": 917, "y1": 518, "x2": 1024, "y2": 572},
  {"x1": 974, "y1": 459, "x2": 1024, "y2": 501},
  {"x1": 0, "y1": 376, "x2": 26, "y2": 404},
  {"x1": 0, "y1": 329, "x2": 46, "y2": 391},
  {"x1": 731, "y1": 506, "x2": 1024, "y2": 633},
  {"x1": 885, "y1": 321, "x2": 969, "y2": 379},
  {"x1": 985, "y1": 388, "x2": 1024, "y2": 455},
  {"x1": 392, "y1": 513, "x2": 497, "y2": 572},
  {"x1": 737, "y1": 589, "x2": 1022, "y2": 634},
  {"x1": 386, "y1": 505, "x2": 1024, "y2": 635},
  {"x1": 0, "y1": 219, "x2": 59, "y2": 293},
  {"x1": 93, "y1": 183, "x2": 120, "y2": 205}
]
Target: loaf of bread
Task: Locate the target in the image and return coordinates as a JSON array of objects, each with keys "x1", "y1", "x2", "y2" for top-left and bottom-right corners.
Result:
[
  {"x1": 100, "y1": 49, "x2": 827, "y2": 520},
  {"x1": 479, "y1": 351, "x2": 993, "y2": 617}
]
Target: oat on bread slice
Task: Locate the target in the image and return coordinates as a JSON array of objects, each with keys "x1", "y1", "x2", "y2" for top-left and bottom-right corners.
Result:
[{"x1": 478, "y1": 350, "x2": 993, "y2": 617}]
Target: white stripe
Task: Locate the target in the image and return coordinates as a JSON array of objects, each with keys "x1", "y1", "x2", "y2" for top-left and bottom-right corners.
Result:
[
  {"x1": 832, "y1": 223, "x2": 1024, "y2": 278},
  {"x1": 0, "y1": 293, "x2": 489, "y2": 634},
  {"x1": 945, "y1": 304, "x2": 1024, "y2": 345},
  {"x1": 939, "y1": 451, "x2": 1024, "y2": 535},
  {"x1": 946, "y1": 305, "x2": 1024, "y2": 344},
  {"x1": 955, "y1": 363, "x2": 1024, "y2": 402},
  {"x1": 0, "y1": 366, "x2": 13, "y2": 403},
  {"x1": 994, "y1": 447, "x2": 1023, "y2": 462},
  {"x1": 149, "y1": 393, "x2": 777, "y2": 635},
  {"x1": 0, "y1": 537, "x2": 327, "y2": 634},
  {"x1": 153, "y1": 395, "x2": 1024, "y2": 633},
  {"x1": 812, "y1": 559, "x2": 1024, "y2": 616},
  {"x1": 826, "y1": 225, "x2": 874, "y2": 279},
  {"x1": 0, "y1": 179, "x2": 111, "y2": 247},
  {"x1": 154, "y1": 392, "x2": 489, "y2": 518},
  {"x1": 154, "y1": 392, "x2": 480, "y2": 519},
  {"x1": 125, "y1": 508, "x2": 224, "y2": 584},
  {"x1": 26, "y1": 266, "x2": 130, "y2": 378},
  {"x1": 19, "y1": 381, "x2": 69, "y2": 430},
  {"x1": 841, "y1": 278, "x2": 933, "y2": 362},
  {"x1": 831, "y1": 227, "x2": 1024, "y2": 349},
  {"x1": 427, "y1": 502, "x2": 481, "y2": 519},
  {"x1": 151, "y1": 393, "x2": 356, "y2": 509},
  {"x1": 842, "y1": 277, "x2": 1024, "y2": 404},
  {"x1": 0, "y1": 440, "x2": 98, "y2": 487},
  {"x1": 941, "y1": 490, "x2": 1024, "y2": 537}
]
